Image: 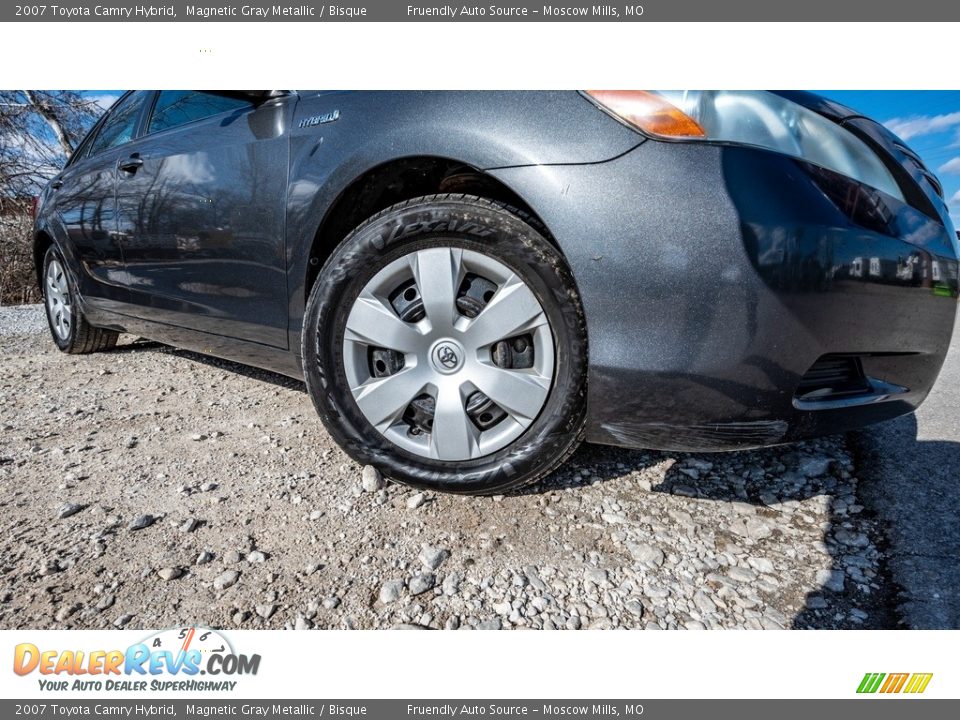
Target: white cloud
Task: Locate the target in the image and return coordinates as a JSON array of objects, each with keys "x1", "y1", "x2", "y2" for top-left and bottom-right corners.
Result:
[
  {"x1": 884, "y1": 111, "x2": 960, "y2": 140},
  {"x1": 938, "y1": 157, "x2": 960, "y2": 174},
  {"x1": 949, "y1": 188, "x2": 960, "y2": 207}
]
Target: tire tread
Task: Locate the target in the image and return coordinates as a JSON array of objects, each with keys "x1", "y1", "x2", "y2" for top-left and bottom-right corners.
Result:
[
  {"x1": 68, "y1": 319, "x2": 119, "y2": 355},
  {"x1": 303, "y1": 194, "x2": 588, "y2": 495}
]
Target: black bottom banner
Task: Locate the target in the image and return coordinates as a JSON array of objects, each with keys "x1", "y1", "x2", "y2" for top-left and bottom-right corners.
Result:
[{"x1": 3, "y1": 700, "x2": 957, "y2": 719}]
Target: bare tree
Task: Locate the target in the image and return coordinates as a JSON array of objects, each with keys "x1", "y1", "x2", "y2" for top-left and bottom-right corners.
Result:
[{"x1": 0, "y1": 90, "x2": 106, "y2": 304}]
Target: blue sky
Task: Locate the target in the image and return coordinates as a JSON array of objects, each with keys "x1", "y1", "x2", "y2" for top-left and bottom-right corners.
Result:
[
  {"x1": 84, "y1": 90, "x2": 960, "y2": 228},
  {"x1": 821, "y1": 91, "x2": 960, "y2": 228}
]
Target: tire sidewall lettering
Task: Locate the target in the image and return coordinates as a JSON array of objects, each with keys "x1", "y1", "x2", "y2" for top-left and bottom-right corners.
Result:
[{"x1": 302, "y1": 196, "x2": 587, "y2": 493}]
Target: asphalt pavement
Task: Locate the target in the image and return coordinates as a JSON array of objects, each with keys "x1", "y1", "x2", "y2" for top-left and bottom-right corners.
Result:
[{"x1": 854, "y1": 312, "x2": 960, "y2": 628}]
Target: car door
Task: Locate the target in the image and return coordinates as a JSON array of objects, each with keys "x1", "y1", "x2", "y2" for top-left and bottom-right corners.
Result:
[
  {"x1": 52, "y1": 91, "x2": 151, "y2": 313},
  {"x1": 115, "y1": 90, "x2": 294, "y2": 349}
]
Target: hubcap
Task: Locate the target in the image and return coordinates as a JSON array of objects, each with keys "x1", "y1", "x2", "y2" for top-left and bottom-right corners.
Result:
[
  {"x1": 45, "y1": 258, "x2": 72, "y2": 340},
  {"x1": 341, "y1": 246, "x2": 555, "y2": 461}
]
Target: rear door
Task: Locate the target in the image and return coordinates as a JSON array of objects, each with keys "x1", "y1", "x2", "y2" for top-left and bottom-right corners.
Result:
[
  {"x1": 116, "y1": 91, "x2": 294, "y2": 348},
  {"x1": 53, "y1": 91, "x2": 151, "y2": 313}
]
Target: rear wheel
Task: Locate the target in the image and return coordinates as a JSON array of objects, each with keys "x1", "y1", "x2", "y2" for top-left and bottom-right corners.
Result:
[
  {"x1": 42, "y1": 246, "x2": 119, "y2": 354},
  {"x1": 303, "y1": 195, "x2": 587, "y2": 494}
]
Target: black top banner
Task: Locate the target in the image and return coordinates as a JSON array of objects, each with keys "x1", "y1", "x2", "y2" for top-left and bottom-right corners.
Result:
[{"x1": 5, "y1": 0, "x2": 960, "y2": 22}]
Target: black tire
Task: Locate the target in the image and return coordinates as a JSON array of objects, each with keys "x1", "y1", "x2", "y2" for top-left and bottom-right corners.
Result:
[
  {"x1": 42, "y1": 245, "x2": 119, "y2": 354},
  {"x1": 302, "y1": 194, "x2": 588, "y2": 495}
]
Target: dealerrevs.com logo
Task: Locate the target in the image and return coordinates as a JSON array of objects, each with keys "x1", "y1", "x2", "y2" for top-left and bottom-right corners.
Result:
[{"x1": 13, "y1": 627, "x2": 260, "y2": 692}]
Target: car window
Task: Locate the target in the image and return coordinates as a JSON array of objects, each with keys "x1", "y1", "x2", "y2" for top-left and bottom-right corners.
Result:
[
  {"x1": 147, "y1": 91, "x2": 253, "y2": 134},
  {"x1": 85, "y1": 91, "x2": 149, "y2": 157}
]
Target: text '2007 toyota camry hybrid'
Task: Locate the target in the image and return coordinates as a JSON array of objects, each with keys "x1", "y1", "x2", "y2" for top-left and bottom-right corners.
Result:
[{"x1": 33, "y1": 90, "x2": 959, "y2": 494}]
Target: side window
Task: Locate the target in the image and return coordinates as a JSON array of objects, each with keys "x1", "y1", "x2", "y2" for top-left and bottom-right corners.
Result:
[
  {"x1": 147, "y1": 91, "x2": 253, "y2": 134},
  {"x1": 86, "y1": 91, "x2": 149, "y2": 157}
]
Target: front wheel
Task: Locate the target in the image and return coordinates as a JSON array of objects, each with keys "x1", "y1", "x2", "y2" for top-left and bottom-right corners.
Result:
[{"x1": 302, "y1": 195, "x2": 587, "y2": 494}]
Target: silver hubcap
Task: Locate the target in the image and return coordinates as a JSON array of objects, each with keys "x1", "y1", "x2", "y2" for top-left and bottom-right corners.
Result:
[
  {"x1": 342, "y1": 246, "x2": 555, "y2": 462},
  {"x1": 45, "y1": 258, "x2": 72, "y2": 340}
]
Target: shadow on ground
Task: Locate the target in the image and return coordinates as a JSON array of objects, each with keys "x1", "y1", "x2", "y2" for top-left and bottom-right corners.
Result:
[
  {"x1": 114, "y1": 338, "x2": 307, "y2": 392},
  {"x1": 113, "y1": 337, "x2": 960, "y2": 629},
  {"x1": 524, "y1": 440, "x2": 900, "y2": 629},
  {"x1": 850, "y1": 413, "x2": 960, "y2": 629}
]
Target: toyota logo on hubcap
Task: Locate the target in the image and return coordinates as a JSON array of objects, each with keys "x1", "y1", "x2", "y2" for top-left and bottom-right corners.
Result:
[
  {"x1": 436, "y1": 345, "x2": 458, "y2": 367},
  {"x1": 431, "y1": 341, "x2": 464, "y2": 373},
  {"x1": 436, "y1": 345, "x2": 460, "y2": 370}
]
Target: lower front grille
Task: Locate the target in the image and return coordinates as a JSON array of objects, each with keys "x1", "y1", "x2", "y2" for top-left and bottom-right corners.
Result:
[{"x1": 795, "y1": 355, "x2": 871, "y2": 401}]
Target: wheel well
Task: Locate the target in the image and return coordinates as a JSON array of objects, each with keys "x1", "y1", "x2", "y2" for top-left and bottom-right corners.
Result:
[
  {"x1": 33, "y1": 231, "x2": 53, "y2": 295},
  {"x1": 304, "y1": 157, "x2": 554, "y2": 299}
]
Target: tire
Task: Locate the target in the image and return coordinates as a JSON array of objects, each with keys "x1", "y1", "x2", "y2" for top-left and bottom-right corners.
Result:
[
  {"x1": 303, "y1": 194, "x2": 587, "y2": 495},
  {"x1": 42, "y1": 245, "x2": 119, "y2": 354}
]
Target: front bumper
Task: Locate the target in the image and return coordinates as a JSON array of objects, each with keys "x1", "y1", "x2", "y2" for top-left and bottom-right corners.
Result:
[{"x1": 491, "y1": 139, "x2": 959, "y2": 451}]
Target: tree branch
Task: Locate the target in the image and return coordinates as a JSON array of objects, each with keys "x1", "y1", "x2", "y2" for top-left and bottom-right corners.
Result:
[{"x1": 22, "y1": 89, "x2": 75, "y2": 158}]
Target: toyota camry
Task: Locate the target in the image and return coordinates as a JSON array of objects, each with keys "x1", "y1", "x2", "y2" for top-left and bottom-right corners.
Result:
[{"x1": 33, "y1": 90, "x2": 959, "y2": 493}]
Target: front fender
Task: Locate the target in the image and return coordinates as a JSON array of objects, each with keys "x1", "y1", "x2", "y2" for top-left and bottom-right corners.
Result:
[{"x1": 283, "y1": 90, "x2": 643, "y2": 361}]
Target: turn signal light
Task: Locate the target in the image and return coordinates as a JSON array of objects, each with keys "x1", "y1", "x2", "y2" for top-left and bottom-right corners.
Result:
[{"x1": 585, "y1": 90, "x2": 706, "y2": 138}]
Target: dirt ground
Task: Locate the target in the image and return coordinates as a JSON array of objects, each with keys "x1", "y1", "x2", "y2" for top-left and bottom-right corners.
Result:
[{"x1": 0, "y1": 306, "x2": 907, "y2": 630}]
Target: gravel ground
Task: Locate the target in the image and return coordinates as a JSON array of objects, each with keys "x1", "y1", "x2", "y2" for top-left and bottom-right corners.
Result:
[
  {"x1": 0, "y1": 304, "x2": 48, "y2": 337},
  {"x1": 0, "y1": 304, "x2": 900, "y2": 630}
]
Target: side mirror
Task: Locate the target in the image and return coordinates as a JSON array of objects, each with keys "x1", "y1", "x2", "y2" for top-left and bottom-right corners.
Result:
[
  {"x1": 207, "y1": 90, "x2": 287, "y2": 104},
  {"x1": 240, "y1": 91, "x2": 284, "y2": 100}
]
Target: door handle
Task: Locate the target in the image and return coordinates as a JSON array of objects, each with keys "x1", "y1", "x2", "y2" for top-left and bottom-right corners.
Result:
[{"x1": 118, "y1": 154, "x2": 143, "y2": 173}]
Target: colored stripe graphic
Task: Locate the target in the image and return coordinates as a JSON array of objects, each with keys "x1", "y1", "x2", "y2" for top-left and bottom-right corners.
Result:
[
  {"x1": 904, "y1": 673, "x2": 933, "y2": 694},
  {"x1": 857, "y1": 673, "x2": 885, "y2": 693},
  {"x1": 857, "y1": 672, "x2": 932, "y2": 694},
  {"x1": 880, "y1": 673, "x2": 909, "y2": 693}
]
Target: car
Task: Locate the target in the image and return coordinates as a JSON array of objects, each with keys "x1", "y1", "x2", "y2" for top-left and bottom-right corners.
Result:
[{"x1": 33, "y1": 90, "x2": 959, "y2": 494}]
